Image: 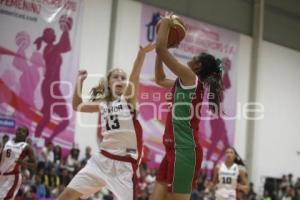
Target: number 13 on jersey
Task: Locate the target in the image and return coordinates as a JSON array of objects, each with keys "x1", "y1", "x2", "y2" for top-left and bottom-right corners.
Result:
[{"x1": 106, "y1": 115, "x2": 120, "y2": 130}]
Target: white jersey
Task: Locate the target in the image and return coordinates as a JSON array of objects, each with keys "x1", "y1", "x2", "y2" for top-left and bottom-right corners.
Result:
[
  {"x1": 215, "y1": 163, "x2": 239, "y2": 200},
  {"x1": 0, "y1": 140, "x2": 28, "y2": 174},
  {"x1": 98, "y1": 96, "x2": 142, "y2": 160}
]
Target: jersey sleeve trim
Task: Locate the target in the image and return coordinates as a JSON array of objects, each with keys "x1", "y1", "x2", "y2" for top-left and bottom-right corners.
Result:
[{"x1": 178, "y1": 76, "x2": 198, "y2": 90}]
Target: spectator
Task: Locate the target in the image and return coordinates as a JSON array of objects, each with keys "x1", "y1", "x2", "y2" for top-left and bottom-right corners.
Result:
[
  {"x1": 38, "y1": 142, "x2": 54, "y2": 170},
  {"x1": 80, "y1": 145, "x2": 92, "y2": 166},
  {"x1": 190, "y1": 189, "x2": 202, "y2": 200},
  {"x1": 53, "y1": 145, "x2": 63, "y2": 165},
  {"x1": 288, "y1": 174, "x2": 294, "y2": 187},
  {"x1": 138, "y1": 167, "x2": 149, "y2": 199},
  {"x1": 202, "y1": 180, "x2": 214, "y2": 200},
  {"x1": 281, "y1": 175, "x2": 290, "y2": 191},
  {"x1": 294, "y1": 178, "x2": 300, "y2": 200},
  {"x1": 23, "y1": 187, "x2": 39, "y2": 200},
  {"x1": 23, "y1": 137, "x2": 37, "y2": 180},
  {"x1": 52, "y1": 185, "x2": 66, "y2": 198},
  {"x1": 66, "y1": 145, "x2": 80, "y2": 172},
  {"x1": 47, "y1": 166, "x2": 61, "y2": 196},
  {"x1": 35, "y1": 175, "x2": 46, "y2": 198},
  {"x1": 36, "y1": 168, "x2": 48, "y2": 187},
  {"x1": 145, "y1": 169, "x2": 156, "y2": 194},
  {"x1": 59, "y1": 168, "x2": 72, "y2": 186},
  {"x1": 281, "y1": 186, "x2": 296, "y2": 200},
  {"x1": 138, "y1": 189, "x2": 149, "y2": 200},
  {"x1": 263, "y1": 190, "x2": 272, "y2": 200}
]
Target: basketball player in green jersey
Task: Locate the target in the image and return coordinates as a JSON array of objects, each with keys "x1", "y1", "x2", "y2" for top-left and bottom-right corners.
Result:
[{"x1": 152, "y1": 15, "x2": 224, "y2": 200}]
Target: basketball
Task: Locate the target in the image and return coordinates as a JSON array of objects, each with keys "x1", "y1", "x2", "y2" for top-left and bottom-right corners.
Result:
[
  {"x1": 15, "y1": 31, "x2": 30, "y2": 48},
  {"x1": 59, "y1": 15, "x2": 73, "y2": 31},
  {"x1": 156, "y1": 15, "x2": 186, "y2": 48}
]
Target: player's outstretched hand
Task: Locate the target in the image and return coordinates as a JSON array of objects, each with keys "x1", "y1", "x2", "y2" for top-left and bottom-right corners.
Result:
[{"x1": 139, "y1": 43, "x2": 156, "y2": 55}]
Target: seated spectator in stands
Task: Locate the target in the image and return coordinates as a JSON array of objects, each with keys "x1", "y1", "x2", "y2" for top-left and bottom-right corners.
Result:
[
  {"x1": 145, "y1": 169, "x2": 156, "y2": 194},
  {"x1": 281, "y1": 175, "x2": 290, "y2": 191},
  {"x1": 23, "y1": 186, "x2": 39, "y2": 200},
  {"x1": 38, "y1": 142, "x2": 54, "y2": 170},
  {"x1": 59, "y1": 168, "x2": 72, "y2": 186},
  {"x1": 53, "y1": 145, "x2": 63, "y2": 165},
  {"x1": 203, "y1": 179, "x2": 214, "y2": 200},
  {"x1": 288, "y1": 174, "x2": 294, "y2": 187},
  {"x1": 295, "y1": 178, "x2": 300, "y2": 199},
  {"x1": 36, "y1": 167, "x2": 48, "y2": 187},
  {"x1": 52, "y1": 185, "x2": 66, "y2": 198},
  {"x1": 66, "y1": 145, "x2": 80, "y2": 172},
  {"x1": 138, "y1": 189, "x2": 149, "y2": 200},
  {"x1": 35, "y1": 175, "x2": 46, "y2": 198},
  {"x1": 80, "y1": 146, "x2": 92, "y2": 167},
  {"x1": 138, "y1": 167, "x2": 149, "y2": 199},
  {"x1": 190, "y1": 188, "x2": 201, "y2": 200},
  {"x1": 281, "y1": 186, "x2": 296, "y2": 200},
  {"x1": 263, "y1": 190, "x2": 272, "y2": 200},
  {"x1": 46, "y1": 166, "x2": 61, "y2": 196}
]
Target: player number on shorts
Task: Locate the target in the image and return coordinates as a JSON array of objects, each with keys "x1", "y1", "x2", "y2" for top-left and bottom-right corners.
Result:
[
  {"x1": 106, "y1": 115, "x2": 120, "y2": 130},
  {"x1": 222, "y1": 177, "x2": 232, "y2": 184},
  {"x1": 6, "y1": 149, "x2": 12, "y2": 158}
]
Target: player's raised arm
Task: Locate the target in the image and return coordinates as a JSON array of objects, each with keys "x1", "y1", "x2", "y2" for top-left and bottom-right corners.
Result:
[
  {"x1": 125, "y1": 43, "x2": 155, "y2": 107},
  {"x1": 154, "y1": 54, "x2": 175, "y2": 88},
  {"x1": 72, "y1": 70, "x2": 101, "y2": 113},
  {"x1": 156, "y1": 16, "x2": 196, "y2": 86}
]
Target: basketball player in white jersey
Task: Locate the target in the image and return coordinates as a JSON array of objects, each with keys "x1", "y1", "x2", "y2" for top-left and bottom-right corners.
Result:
[
  {"x1": 57, "y1": 43, "x2": 155, "y2": 200},
  {"x1": 212, "y1": 147, "x2": 249, "y2": 200},
  {"x1": 0, "y1": 126, "x2": 36, "y2": 200}
]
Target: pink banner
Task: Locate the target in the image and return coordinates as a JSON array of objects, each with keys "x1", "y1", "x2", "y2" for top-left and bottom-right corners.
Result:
[
  {"x1": 0, "y1": 0, "x2": 83, "y2": 152},
  {"x1": 139, "y1": 4, "x2": 240, "y2": 170}
]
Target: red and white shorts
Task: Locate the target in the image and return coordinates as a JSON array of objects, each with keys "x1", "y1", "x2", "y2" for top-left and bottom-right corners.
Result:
[
  {"x1": 67, "y1": 153, "x2": 136, "y2": 200},
  {"x1": 0, "y1": 173, "x2": 22, "y2": 200}
]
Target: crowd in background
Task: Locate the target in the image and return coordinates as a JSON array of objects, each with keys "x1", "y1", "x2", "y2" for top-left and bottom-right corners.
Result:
[{"x1": 1, "y1": 135, "x2": 300, "y2": 200}]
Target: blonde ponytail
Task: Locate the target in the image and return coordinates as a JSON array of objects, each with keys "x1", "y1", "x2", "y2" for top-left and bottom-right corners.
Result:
[{"x1": 89, "y1": 78, "x2": 107, "y2": 102}]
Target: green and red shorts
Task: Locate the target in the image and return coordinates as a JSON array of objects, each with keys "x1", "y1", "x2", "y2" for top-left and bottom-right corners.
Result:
[{"x1": 156, "y1": 147, "x2": 203, "y2": 193}]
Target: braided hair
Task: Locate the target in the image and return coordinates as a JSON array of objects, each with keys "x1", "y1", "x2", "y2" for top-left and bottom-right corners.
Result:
[
  {"x1": 196, "y1": 52, "x2": 224, "y2": 114},
  {"x1": 227, "y1": 147, "x2": 245, "y2": 166}
]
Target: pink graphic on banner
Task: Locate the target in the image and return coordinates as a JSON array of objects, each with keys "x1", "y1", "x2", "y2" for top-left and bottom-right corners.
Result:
[
  {"x1": 34, "y1": 15, "x2": 72, "y2": 143},
  {"x1": 0, "y1": 70, "x2": 18, "y2": 107},
  {"x1": 0, "y1": 1, "x2": 83, "y2": 152},
  {"x1": 13, "y1": 31, "x2": 43, "y2": 107},
  {"x1": 0, "y1": 46, "x2": 23, "y2": 58}
]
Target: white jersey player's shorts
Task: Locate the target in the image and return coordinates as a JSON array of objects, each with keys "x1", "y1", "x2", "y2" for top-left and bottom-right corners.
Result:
[
  {"x1": 215, "y1": 195, "x2": 236, "y2": 200},
  {"x1": 67, "y1": 153, "x2": 134, "y2": 200},
  {"x1": 0, "y1": 173, "x2": 22, "y2": 200},
  {"x1": 215, "y1": 189, "x2": 237, "y2": 200}
]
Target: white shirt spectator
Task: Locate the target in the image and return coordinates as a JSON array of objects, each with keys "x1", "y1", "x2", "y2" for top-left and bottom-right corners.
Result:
[{"x1": 40, "y1": 146, "x2": 54, "y2": 163}]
